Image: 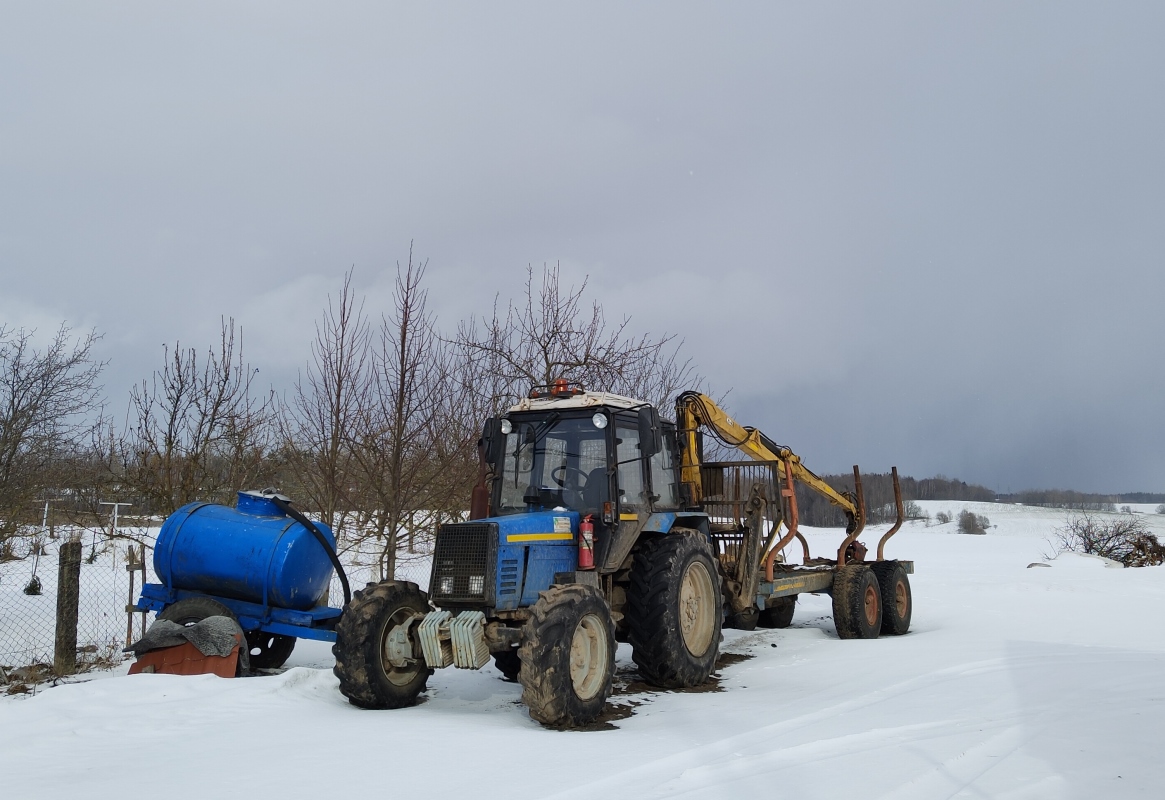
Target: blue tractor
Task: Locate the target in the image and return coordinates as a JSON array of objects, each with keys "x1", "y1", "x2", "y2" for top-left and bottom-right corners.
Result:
[{"x1": 332, "y1": 382, "x2": 914, "y2": 727}]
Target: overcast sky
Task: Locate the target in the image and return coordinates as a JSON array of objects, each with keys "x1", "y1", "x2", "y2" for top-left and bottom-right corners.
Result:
[{"x1": 2, "y1": 3, "x2": 1163, "y2": 493}]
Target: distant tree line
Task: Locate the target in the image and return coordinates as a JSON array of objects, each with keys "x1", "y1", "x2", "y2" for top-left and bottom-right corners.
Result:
[
  {"x1": 794, "y1": 472, "x2": 996, "y2": 528},
  {"x1": 994, "y1": 489, "x2": 1120, "y2": 511}
]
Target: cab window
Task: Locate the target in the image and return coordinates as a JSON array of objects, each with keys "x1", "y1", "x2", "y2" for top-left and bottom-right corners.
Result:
[{"x1": 615, "y1": 426, "x2": 647, "y2": 511}]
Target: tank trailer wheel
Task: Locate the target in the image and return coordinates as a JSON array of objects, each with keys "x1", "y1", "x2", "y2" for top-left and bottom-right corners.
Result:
[
  {"x1": 871, "y1": 561, "x2": 912, "y2": 636},
  {"x1": 832, "y1": 565, "x2": 882, "y2": 640},
  {"x1": 245, "y1": 631, "x2": 297, "y2": 671},
  {"x1": 157, "y1": 596, "x2": 250, "y2": 675},
  {"x1": 493, "y1": 649, "x2": 521, "y2": 682},
  {"x1": 627, "y1": 531, "x2": 723, "y2": 689},
  {"x1": 518, "y1": 584, "x2": 616, "y2": 728},
  {"x1": 757, "y1": 596, "x2": 797, "y2": 629},
  {"x1": 332, "y1": 580, "x2": 432, "y2": 709}
]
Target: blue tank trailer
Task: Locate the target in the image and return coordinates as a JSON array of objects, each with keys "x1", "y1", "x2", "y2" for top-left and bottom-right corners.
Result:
[
  {"x1": 135, "y1": 490, "x2": 344, "y2": 670},
  {"x1": 136, "y1": 384, "x2": 915, "y2": 728}
]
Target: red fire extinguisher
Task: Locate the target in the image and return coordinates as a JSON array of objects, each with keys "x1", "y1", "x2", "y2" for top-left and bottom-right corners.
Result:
[{"x1": 578, "y1": 514, "x2": 595, "y2": 570}]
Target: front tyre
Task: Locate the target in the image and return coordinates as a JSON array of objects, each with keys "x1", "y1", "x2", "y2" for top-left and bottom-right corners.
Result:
[
  {"x1": 333, "y1": 581, "x2": 432, "y2": 709},
  {"x1": 627, "y1": 531, "x2": 723, "y2": 688},
  {"x1": 518, "y1": 584, "x2": 616, "y2": 728}
]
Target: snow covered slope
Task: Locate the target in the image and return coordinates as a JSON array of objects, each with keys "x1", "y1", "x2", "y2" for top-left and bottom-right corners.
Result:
[{"x1": 2, "y1": 503, "x2": 1164, "y2": 799}]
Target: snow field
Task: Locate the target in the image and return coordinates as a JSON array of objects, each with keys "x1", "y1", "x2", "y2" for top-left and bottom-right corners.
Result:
[{"x1": 1, "y1": 502, "x2": 1163, "y2": 798}]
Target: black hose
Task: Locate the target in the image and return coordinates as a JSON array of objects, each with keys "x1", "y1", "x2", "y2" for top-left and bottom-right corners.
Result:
[{"x1": 269, "y1": 496, "x2": 352, "y2": 607}]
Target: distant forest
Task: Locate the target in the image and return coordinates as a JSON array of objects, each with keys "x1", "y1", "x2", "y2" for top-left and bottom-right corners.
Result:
[{"x1": 793, "y1": 474, "x2": 1165, "y2": 528}]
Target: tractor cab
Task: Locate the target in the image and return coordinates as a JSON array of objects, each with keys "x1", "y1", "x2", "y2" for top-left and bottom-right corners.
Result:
[{"x1": 482, "y1": 383, "x2": 682, "y2": 540}]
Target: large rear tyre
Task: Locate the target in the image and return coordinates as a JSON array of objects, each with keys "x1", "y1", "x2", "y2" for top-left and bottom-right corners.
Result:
[
  {"x1": 757, "y1": 596, "x2": 796, "y2": 629},
  {"x1": 832, "y1": 565, "x2": 882, "y2": 640},
  {"x1": 627, "y1": 531, "x2": 723, "y2": 688},
  {"x1": 157, "y1": 596, "x2": 250, "y2": 675},
  {"x1": 332, "y1": 581, "x2": 432, "y2": 709},
  {"x1": 518, "y1": 584, "x2": 616, "y2": 728},
  {"x1": 245, "y1": 631, "x2": 296, "y2": 670},
  {"x1": 871, "y1": 561, "x2": 912, "y2": 636}
]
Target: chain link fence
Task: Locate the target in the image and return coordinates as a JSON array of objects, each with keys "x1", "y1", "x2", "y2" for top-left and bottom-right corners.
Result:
[{"x1": 1, "y1": 528, "x2": 147, "y2": 690}]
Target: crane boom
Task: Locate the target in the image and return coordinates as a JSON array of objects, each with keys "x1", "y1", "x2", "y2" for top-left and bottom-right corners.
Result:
[{"x1": 674, "y1": 392, "x2": 860, "y2": 528}]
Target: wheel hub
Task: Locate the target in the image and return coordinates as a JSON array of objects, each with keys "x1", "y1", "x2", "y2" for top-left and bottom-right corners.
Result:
[
  {"x1": 569, "y1": 613, "x2": 608, "y2": 701},
  {"x1": 679, "y1": 561, "x2": 716, "y2": 657}
]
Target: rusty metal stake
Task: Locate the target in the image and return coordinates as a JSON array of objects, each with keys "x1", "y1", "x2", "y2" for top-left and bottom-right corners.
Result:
[
  {"x1": 836, "y1": 465, "x2": 867, "y2": 566},
  {"x1": 766, "y1": 459, "x2": 807, "y2": 580},
  {"x1": 876, "y1": 466, "x2": 905, "y2": 561}
]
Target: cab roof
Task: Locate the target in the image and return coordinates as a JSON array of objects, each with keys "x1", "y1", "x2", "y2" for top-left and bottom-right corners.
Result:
[{"x1": 508, "y1": 391, "x2": 647, "y2": 414}]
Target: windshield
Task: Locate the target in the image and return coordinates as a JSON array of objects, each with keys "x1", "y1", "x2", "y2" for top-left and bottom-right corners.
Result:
[{"x1": 497, "y1": 416, "x2": 609, "y2": 515}]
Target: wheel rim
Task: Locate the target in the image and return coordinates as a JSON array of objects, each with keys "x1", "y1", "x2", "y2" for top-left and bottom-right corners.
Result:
[
  {"x1": 379, "y1": 607, "x2": 421, "y2": 686},
  {"x1": 679, "y1": 560, "x2": 716, "y2": 656},
  {"x1": 863, "y1": 583, "x2": 879, "y2": 627},
  {"x1": 894, "y1": 580, "x2": 908, "y2": 618},
  {"x1": 570, "y1": 612, "x2": 608, "y2": 701}
]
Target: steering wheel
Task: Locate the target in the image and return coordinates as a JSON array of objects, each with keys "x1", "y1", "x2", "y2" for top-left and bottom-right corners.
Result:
[{"x1": 551, "y1": 465, "x2": 589, "y2": 488}]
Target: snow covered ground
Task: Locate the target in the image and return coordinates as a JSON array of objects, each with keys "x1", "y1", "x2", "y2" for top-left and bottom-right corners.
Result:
[{"x1": 2, "y1": 501, "x2": 1164, "y2": 798}]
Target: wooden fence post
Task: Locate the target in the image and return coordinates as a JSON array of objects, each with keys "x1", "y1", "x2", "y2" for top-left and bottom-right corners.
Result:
[{"x1": 54, "y1": 540, "x2": 83, "y2": 675}]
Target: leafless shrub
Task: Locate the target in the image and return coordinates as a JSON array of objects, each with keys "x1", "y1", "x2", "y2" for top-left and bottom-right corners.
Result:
[
  {"x1": 1156, "y1": 504, "x2": 1165, "y2": 515},
  {"x1": 957, "y1": 509, "x2": 990, "y2": 534},
  {"x1": 934, "y1": 511, "x2": 951, "y2": 524},
  {"x1": 1120, "y1": 505, "x2": 1134, "y2": 514},
  {"x1": 1050, "y1": 512, "x2": 1165, "y2": 567}
]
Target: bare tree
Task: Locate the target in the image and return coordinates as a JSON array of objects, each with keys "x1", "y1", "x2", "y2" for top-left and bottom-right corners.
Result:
[
  {"x1": 0, "y1": 324, "x2": 104, "y2": 547},
  {"x1": 456, "y1": 264, "x2": 700, "y2": 413},
  {"x1": 122, "y1": 319, "x2": 274, "y2": 515},
  {"x1": 278, "y1": 270, "x2": 371, "y2": 544},
  {"x1": 350, "y1": 249, "x2": 471, "y2": 578}
]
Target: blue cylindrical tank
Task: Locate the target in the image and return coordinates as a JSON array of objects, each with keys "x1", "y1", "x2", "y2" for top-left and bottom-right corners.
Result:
[{"x1": 154, "y1": 491, "x2": 336, "y2": 611}]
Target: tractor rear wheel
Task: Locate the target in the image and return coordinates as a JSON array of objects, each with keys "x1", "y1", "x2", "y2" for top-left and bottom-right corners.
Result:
[
  {"x1": 333, "y1": 580, "x2": 432, "y2": 709},
  {"x1": 518, "y1": 584, "x2": 616, "y2": 728},
  {"x1": 871, "y1": 561, "x2": 912, "y2": 636},
  {"x1": 245, "y1": 631, "x2": 296, "y2": 671},
  {"x1": 832, "y1": 565, "x2": 882, "y2": 639},
  {"x1": 627, "y1": 531, "x2": 723, "y2": 688},
  {"x1": 757, "y1": 596, "x2": 796, "y2": 629},
  {"x1": 157, "y1": 596, "x2": 250, "y2": 675}
]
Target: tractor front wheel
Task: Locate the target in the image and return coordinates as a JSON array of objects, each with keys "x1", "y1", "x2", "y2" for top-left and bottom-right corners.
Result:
[
  {"x1": 518, "y1": 584, "x2": 616, "y2": 728},
  {"x1": 332, "y1": 581, "x2": 432, "y2": 709}
]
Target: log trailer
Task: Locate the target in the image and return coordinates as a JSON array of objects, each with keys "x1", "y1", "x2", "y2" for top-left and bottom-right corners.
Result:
[{"x1": 331, "y1": 381, "x2": 914, "y2": 727}]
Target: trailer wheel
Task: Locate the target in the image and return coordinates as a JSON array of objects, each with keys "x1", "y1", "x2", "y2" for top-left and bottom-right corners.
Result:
[
  {"x1": 727, "y1": 607, "x2": 759, "y2": 631},
  {"x1": 332, "y1": 581, "x2": 432, "y2": 709},
  {"x1": 493, "y1": 649, "x2": 521, "y2": 682},
  {"x1": 157, "y1": 597, "x2": 250, "y2": 675},
  {"x1": 832, "y1": 565, "x2": 881, "y2": 639},
  {"x1": 518, "y1": 584, "x2": 615, "y2": 728},
  {"x1": 627, "y1": 531, "x2": 723, "y2": 688},
  {"x1": 871, "y1": 561, "x2": 912, "y2": 636},
  {"x1": 245, "y1": 631, "x2": 296, "y2": 671},
  {"x1": 757, "y1": 596, "x2": 796, "y2": 629}
]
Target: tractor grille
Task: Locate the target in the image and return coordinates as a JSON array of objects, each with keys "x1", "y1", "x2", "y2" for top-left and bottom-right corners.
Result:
[{"x1": 429, "y1": 522, "x2": 497, "y2": 607}]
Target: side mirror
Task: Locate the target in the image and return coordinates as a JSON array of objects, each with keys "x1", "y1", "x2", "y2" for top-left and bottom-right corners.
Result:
[
  {"x1": 481, "y1": 418, "x2": 502, "y2": 463},
  {"x1": 637, "y1": 406, "x2": 662, "y2": 457}
]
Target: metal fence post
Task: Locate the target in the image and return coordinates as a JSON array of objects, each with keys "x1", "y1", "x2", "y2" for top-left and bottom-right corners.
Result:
[{"x1": 54, "y1": 540, "x2": 83, "y2": 675}]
